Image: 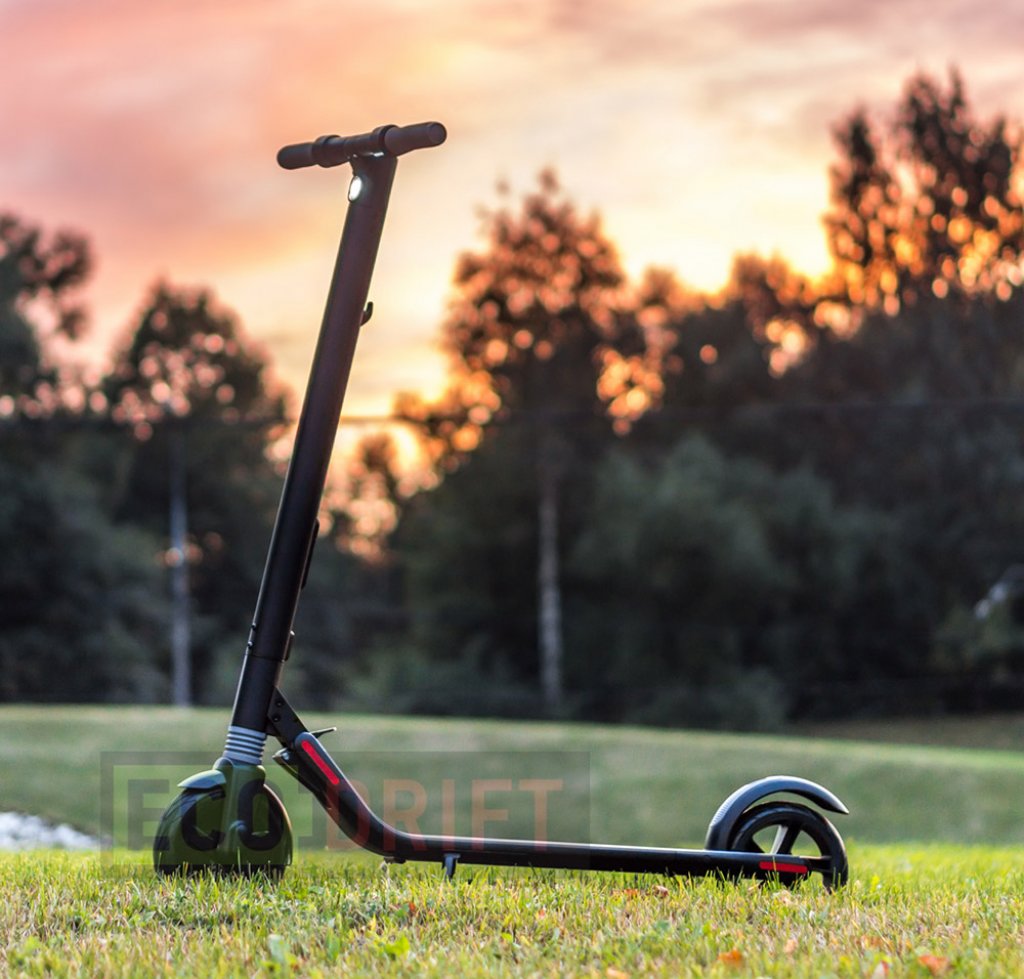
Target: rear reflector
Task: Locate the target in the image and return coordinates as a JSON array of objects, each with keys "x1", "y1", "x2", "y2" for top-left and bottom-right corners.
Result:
[{"x1": 759, "y1": 860, "x2": 808, "y2": 875}]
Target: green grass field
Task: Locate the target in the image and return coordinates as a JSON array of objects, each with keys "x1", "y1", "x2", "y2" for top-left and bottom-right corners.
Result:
[
  {"x1": 3, "y1": 846, "x2": 1024, "y2": 976},
  {"x1": 3, "y1": 706, "x2": 1024, "y2": 846},
  {"x1": 4, "y1": 707, "x2": 1024, "y2": 976}
]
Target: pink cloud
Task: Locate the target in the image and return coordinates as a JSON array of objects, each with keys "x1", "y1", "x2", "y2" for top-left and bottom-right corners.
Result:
[{"x1": 4, "y1": 0, "x2": 1024, "y2": 413}]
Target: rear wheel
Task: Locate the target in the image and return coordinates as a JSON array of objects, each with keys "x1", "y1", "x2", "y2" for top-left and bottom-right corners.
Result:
[{"x1": 727, "y1": 801, "x2": 847, "y2": 889}]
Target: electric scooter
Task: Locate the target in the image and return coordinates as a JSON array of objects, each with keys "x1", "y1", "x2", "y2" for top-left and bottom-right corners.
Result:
[{"x1": 153, "y1": 121, "x2": 850, "y2": 888}]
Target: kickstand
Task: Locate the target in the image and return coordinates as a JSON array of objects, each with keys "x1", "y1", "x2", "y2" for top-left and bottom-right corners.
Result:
[{"x1": 442, "y1": 853, "x2": 460, "y2": 881}]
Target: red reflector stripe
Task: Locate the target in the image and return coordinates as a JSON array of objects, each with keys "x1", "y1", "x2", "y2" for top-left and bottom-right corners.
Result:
[
  {"x1": 759, "y1": 860, "x2": 808, "y2": 875},
  {"x1": 300, "y1": 739, "x2": 341, "y2": 786}
]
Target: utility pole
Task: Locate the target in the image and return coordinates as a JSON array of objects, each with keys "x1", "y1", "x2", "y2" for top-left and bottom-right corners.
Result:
[
  {"x1": 537, "y1": 428, "x2": 564, "y2": 714},
  {"x1": 168, "y1": 422, "x2": 191, "y2": 707}
]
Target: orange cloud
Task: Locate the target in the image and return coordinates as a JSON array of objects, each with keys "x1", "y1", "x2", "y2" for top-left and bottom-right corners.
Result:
[{"x1": 3, "y1": 0, "x2": 1024, "y2": 415}]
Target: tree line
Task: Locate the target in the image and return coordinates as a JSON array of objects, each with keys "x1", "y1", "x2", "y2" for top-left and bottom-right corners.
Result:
[{"x1": 3, "y1": 69, "x2": 1024, "y2": 727}]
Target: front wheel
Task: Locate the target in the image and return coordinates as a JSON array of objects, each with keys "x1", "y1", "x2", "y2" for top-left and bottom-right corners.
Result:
[
  {"x1": 727, "y1": 801, "x2": 848, "y2": 889},
  {"x1": 153, "y1": 763, "x2": 292, "y2": 878}
]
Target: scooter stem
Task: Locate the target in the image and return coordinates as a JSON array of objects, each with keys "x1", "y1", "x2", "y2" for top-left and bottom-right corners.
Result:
[{"x1": 226, "y1": 152, "x2": 398, "y2": 749}]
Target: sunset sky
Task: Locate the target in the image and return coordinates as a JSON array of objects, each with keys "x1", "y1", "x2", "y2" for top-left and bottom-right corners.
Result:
[{"x1": 4, "y1": 0, "x2": 1024, "y2": 416}]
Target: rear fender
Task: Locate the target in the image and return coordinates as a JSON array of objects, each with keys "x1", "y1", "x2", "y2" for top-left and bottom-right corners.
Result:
[{"x1": 704, "y1": 775, "x2": 848, "y2": 850}]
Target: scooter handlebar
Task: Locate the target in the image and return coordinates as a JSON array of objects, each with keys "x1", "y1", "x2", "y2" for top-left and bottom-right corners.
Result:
[
  {"x1": 277, "y1": 122, "x2": 447, "y2": 170},
  {"x1": 383, "y1": 121, "x2": 447, "y2": 156}
]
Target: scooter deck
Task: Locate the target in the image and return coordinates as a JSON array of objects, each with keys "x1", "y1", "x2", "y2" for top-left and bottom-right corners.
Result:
[{"x1": 266, "y1": 688, "x2": 832, "y2": 884}]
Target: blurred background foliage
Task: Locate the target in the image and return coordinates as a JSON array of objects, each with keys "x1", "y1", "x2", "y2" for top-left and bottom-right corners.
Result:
[{"x1": 4, "y1": 68, "x2": 1024, "y2": 728}]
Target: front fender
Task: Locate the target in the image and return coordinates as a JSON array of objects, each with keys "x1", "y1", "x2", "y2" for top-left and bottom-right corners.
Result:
[{"x1": 704, "y1": 775, "x2": 848, "y2": 850}]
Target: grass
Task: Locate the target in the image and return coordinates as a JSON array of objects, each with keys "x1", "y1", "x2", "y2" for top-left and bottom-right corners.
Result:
[
  {"x1": 4, "y1": 707, "x2": 1024, "y2": 975},
  {"x1": 796, "y1": 711, "x2": 1024, "y2": 752},
  {"x1": 3, "y1": 706, "x2": 1024, "y2": 846},
  {"x1": 3, "y1": 845, "x2": 1024, "y2": 976}
]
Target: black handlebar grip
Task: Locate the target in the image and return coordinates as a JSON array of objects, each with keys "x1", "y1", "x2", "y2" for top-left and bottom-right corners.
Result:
[
  {"x1": 277, "y1": 139, "x2": 331, "y2": 170},
  {"x1": 382, "y1": 122, "x2": 447, "y2": 157}
]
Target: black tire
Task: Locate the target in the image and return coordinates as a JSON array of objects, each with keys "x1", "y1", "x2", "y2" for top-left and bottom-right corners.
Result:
[
  {"x1": 726, "y1": 801, "x2": 848, "y2": 889},
  {"x1": 153, "y1": 783, "x2": 292, "y2": 878}
]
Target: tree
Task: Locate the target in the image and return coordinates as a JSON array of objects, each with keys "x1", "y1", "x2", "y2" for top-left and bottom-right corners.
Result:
[
  {"x1": 628, "y1": 254, "x2": 818, "y2": 476},
  {"x1": 824, "y1": 68, "x2": 1024, "y2": 313},
  {"x1": 0, "y1": 457, "x2": 168, "y2": 702},
  {"x1": 398, "y1": 170, "x2": 653, "y2": 462},
  {"x1": 442, "y1": 171, "x2": 646, "y2": 418},
  {"x1": 328, "y1": 432, "x2": 405, "y2": 558},
  {"x1": 569, "y1": 436, "x2": 921, "y2": 726},
  {"x1": 0, "y1": 213, "x2": 91, "y2": 404},
  {"x1": 101, "y1": 283, "x2": 288, "y2": 703},
  {"x1": 761, "y1": 72, "x2": 1024, "y2": 689},
  {"x1": 395, "y1": 173, "x2": 650, "y2": 711},
  {"x1": 647, "y1": 255, "x2": 806, "y2": 415},
  {"x1": 0, "y1": 213, "x2": 170, "y2": 702},
  {"x1": 103, "y1": 281, "x2": 285, "y2": 432},
  {"x1": 389, "y1": 424, "x2": 543, "y2": 709},
  {"x1": 778, "y1": 287, "x2": 1024, "y2": 617},
  {"x1": 384, "y1": 68, "x2": 1024, "y2": 726}
]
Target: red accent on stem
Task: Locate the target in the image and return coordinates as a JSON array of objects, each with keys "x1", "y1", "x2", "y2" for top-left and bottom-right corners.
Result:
[{"x1": 300, "y1": 738, "x2": 341, "y2": 785}]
